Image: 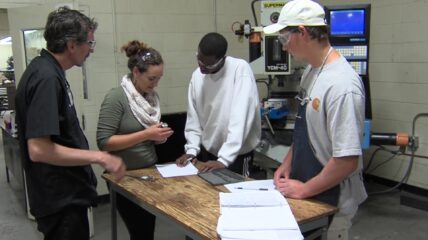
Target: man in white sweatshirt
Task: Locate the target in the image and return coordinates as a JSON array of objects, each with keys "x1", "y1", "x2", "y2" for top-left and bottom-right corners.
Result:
[{"x1": 176, "y1": 32, "x2": 261, "y2": 176}]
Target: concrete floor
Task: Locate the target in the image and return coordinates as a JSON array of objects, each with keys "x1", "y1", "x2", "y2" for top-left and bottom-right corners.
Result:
[
  {"x1": 350, "y1": 183, "x2": 428, "y2": 240},
  {"x1": 1, "y1": 140, "x2": 428, "y2": 239}
]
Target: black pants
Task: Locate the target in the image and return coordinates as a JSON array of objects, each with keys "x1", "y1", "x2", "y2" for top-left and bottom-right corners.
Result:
[
  {"x1": 107, "y1": 182, "x2": 156, "y2": 240},
  {"x1": 198, "y1": 145, "x2": 254, "y2": 177},
  {"x1": 36, "y1": 206, "x2": 89, "y2": 240}
]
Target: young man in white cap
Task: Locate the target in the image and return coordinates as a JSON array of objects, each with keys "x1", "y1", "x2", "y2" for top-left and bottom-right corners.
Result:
[{"x1": 264, "y1": 0, "x2": 367, "y2": 239}]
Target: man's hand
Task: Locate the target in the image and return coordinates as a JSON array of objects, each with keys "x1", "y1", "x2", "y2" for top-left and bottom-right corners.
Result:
[
  {"x1": 273, "y1": 163, "x2": 290, "y2": 187},
  {"x1": 276, "y1": 178, "x2": 307, "y2": 199},
  {"x1": 98, "y1": 152, "x2": 126, "y2": 180},
  {"x1": 176, "y1": 154, "x2": 197, "y2": 167},
  {"x1": 273, "y1": 147, "x2": 293, "y2": 187},
  {"x1": 199, "y1": 160, "x2": 226, "y2": 172}
]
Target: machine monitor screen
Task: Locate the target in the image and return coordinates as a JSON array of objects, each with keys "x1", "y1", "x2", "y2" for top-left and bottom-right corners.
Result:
[{"x1": 330, "y1": 9, "x2": 365, "y2": 36}]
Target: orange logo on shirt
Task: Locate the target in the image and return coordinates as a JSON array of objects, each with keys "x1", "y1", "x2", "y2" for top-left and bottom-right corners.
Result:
[{"x1": 312, "y1": 98, "x2": 320, "y2": 111}]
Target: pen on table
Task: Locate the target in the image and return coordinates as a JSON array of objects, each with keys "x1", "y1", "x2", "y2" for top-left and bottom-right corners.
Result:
[
  {"x1": 235, "y1": 187, "x2": 269, "y2": 191},
  {"x1": 184, "y1": 156, "x2": 195, "y2": 166}
]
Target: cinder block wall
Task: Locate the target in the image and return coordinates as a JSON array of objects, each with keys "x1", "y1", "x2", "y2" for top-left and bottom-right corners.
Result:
[
  {"x1": 7, "y1": 0, "x2": 428, "y2": 193},
  {"x1": 80, "y1": 0, "x2": 254, "y2": 194}
]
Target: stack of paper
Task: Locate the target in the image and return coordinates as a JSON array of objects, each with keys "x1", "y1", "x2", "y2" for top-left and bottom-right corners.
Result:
[{"x1": 217, "y1": 191, "x2": 303, "y2": 240}]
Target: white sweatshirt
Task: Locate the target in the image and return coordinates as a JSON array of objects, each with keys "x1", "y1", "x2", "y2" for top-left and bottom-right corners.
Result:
[{"x1": 184, "y1": 56, "x2": 261, "y2": 167}]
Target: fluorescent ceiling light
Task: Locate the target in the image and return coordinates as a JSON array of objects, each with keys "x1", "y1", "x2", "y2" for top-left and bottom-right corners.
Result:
[{"x1": 0, "y1": 36, "x2": 12, "y2": 45}]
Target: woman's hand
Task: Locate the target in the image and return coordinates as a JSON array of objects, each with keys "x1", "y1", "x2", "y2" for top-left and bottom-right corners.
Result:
[{"x1": 145, "y1": 123, "x2": 173, "y2": 142}]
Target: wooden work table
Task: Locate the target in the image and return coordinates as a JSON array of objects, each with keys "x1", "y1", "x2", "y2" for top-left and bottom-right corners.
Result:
[{"x1": 103, "y1": 165, "x2": 337, "y2": 240}]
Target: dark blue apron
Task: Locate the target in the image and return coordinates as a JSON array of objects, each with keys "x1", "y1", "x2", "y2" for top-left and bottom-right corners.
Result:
[{"x1": 290, "y1": 100, "x2": 340, "y2": 206}]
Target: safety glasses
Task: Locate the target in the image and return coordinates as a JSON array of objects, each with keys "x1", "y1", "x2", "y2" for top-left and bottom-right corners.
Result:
[
  {"x1": 196, "y1": 53, "x2": 225, "y2": 70},
  {"x1": 277, "y1": 29, "x2": 298, "y2": 46}
]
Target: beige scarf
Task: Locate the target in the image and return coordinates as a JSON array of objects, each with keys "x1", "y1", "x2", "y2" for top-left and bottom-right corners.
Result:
[{"x1": 121, "y1": 75, "x2": 160, "y2": 128}]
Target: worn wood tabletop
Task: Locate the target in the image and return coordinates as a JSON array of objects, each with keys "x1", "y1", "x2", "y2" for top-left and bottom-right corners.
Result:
[{"x1": 103, "y1": 164, "x2": 337, "y2": 240}]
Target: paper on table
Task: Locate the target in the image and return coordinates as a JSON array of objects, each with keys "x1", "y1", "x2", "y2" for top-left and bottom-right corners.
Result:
[
  {"x1": 218, "y1": 206, "x2": 300, "y2": 231},
  {"x1": 224, "y1": 179, "x2": 276, "y2": 192},
  {"x1": 217, "y1": 191, "x2": 303, "y2": 240},
  {"x1": 219, "y1": 191, "x2": 287, "y2": 208},
  {"x1": 217, "y1": 189, "x2": 303, "y2": 240},
  {"x1": 155, "y1": 162, "x2": 198, "y2": 178},
  {"x1": 218, "y1": 229, "x2": 279, "y2": 240},
  {"x1": 219, "y1": 229, "x2": 303, "y2": 240}
]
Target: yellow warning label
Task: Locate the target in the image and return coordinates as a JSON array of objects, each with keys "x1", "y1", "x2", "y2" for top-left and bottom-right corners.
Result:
[{"x1": 263, "y1": 2, "x2": 286, "y2": 8}]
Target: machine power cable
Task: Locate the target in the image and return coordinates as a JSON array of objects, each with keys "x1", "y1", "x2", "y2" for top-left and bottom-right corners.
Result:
[
  {"x1": 365, "y1": 148, "x2": 401, "y2": 175},
  {"x1": 368, "y1": 113, "x2": 428, "y2": 195},
  {"x1": 251, "y1": 0, "x2": 262, "y2": 26}
]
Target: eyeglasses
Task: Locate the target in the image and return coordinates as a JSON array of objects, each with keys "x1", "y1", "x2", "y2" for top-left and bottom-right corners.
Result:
[
  {"x1": 277, "y1": 30, "x2": 297, "y2": 46},
  {"x1": 87, "y1": 40, "x2": 96, "y2": 50},
  {"x1": 196, "y1": 53, "x2": 225, "y2": 70}
]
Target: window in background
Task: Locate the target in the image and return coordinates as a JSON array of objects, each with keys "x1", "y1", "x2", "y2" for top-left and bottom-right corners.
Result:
[{"x1": 23, "y1": 29, "x2": 45, "y2": 66}]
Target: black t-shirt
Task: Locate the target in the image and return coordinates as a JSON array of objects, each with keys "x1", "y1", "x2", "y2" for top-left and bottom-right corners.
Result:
[{"x1": 15, "y1": 49, "x2": 97, "y2": 218}]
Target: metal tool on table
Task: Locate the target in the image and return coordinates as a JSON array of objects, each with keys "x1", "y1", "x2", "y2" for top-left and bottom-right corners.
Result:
[{"x1": 125, "y1": 174, "x2": 155, "y2": 182}]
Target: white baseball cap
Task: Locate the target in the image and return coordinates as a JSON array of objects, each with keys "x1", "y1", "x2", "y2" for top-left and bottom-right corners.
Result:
[{"x1": 263, "y1": 0, "x2": 326, "y2": 34}]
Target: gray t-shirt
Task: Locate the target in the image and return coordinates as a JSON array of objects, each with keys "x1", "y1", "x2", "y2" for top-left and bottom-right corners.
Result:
[
  {"x1": 301, "y1": 56, "x2": 367, "y2": 215},
  {"x1": 97, "y1": 87, "x2": 157, "y2": 170}
]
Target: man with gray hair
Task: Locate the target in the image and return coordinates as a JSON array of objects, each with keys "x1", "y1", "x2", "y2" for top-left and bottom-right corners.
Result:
[
  {"x1": 264, "y1": 0, "x2": 367, "y2": 239},
  {"x1": 15, "y1": 6, "x2": 125, "y2": 240}
]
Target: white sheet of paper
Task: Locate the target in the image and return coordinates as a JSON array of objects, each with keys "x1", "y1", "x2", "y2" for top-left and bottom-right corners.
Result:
[
  {"x1": 155, "y1": 163, "x2": 198, "y2": 178},
  {"x1": 218, "y1": 206, "x2": 300, "y2": 231},
  {"x1": 219, "y1": 229, "x2": 303, "y2": 240},
  {"x1": 219, "y1": 191, "x2": 287, "y2": 208},
  {"x1": 224, "y1": 179, "x2": 276, "y2": 192},
  {"x1": 217, "y1": 183, "x2": 303, "y2": 240},
  {"x1": 218, "y1": 230, "x2": 279, "y2": 240}
]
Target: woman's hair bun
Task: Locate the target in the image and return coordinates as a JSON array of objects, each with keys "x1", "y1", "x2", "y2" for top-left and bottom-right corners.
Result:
[{"x1": 121, "y1": 40, "x2": 148, "y2": 58}]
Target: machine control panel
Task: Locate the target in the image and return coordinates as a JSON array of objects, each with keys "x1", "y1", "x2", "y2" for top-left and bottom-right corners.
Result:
[
  {"x1": 334, "y1": 45, "x2": 368, "y2": 75},
  {"x1": 334, "y1": 45, "x2": 367, "y2": 59},
  {"x1": 348, "y1": 61, "x2": 368, "y2": 75}
]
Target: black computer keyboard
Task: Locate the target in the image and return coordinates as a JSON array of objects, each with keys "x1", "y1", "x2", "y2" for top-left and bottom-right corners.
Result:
[{"x1": 198, "y1": 168, "x2": 245, "y2": 185}]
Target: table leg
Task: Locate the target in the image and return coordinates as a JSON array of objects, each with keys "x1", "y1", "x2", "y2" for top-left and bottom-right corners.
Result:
[
  {"x1": 110, "y1": 190, "x2": 117, "y2": 240},
  {"x1": 300, "y1": 216, "x2": 329, "y2": 240},
  {"x1": 6, "y1": 166, "x2": 10, "y2": 183},
  {"x1": 303, "y1": 227, "x2": 327, "y2": 240},
  {"x1": 321, "y1": 226, "x2": 328, "y2": 240}
]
